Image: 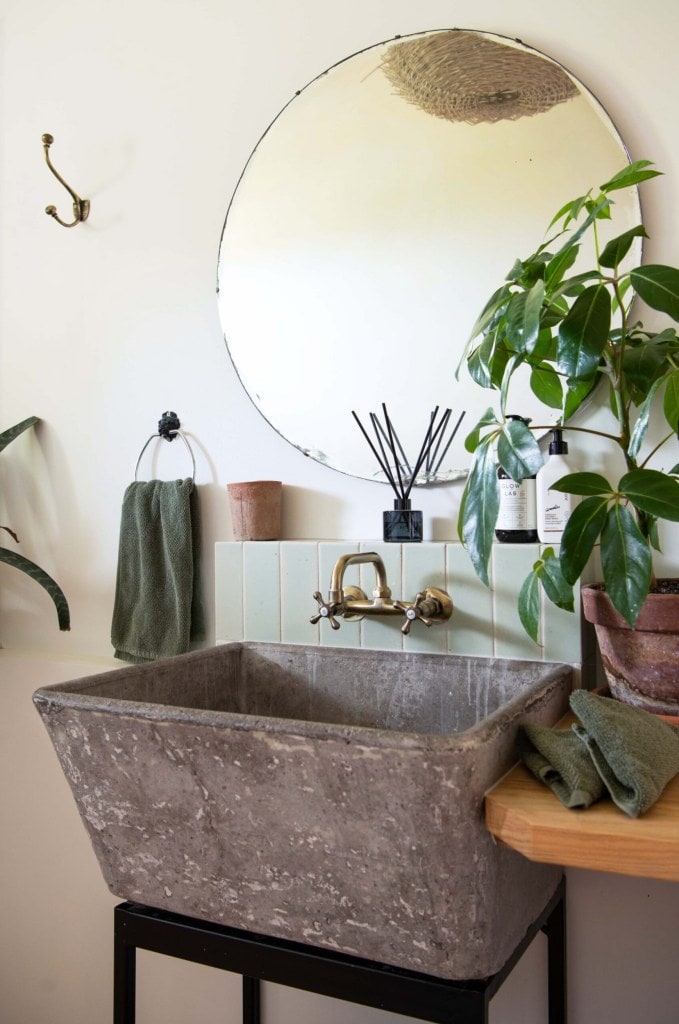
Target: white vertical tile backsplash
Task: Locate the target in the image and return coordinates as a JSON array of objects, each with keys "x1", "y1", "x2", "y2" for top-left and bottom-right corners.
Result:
[{"x1": 215, "y1": 541, "x2": 585, "y2": 666}]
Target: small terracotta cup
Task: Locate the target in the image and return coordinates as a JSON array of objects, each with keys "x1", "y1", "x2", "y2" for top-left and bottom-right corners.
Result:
[{"x1": 227, "y1": 480, "x2": 282, "y2": 541}]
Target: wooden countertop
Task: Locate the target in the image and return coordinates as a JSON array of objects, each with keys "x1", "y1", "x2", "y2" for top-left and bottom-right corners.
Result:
[{"x1": 485, "y1": 716, "x2": 679, "y2": 883}]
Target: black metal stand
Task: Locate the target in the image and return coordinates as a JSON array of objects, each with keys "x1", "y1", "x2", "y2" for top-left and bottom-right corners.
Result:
[{"x1": 113, "y1": 877, "x2": 566, "y2": 1024}]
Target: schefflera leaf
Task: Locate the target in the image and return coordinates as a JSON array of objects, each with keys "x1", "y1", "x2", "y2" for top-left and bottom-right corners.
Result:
[
  {"x1": 496, "y1": 417, "x2": 543, "y2": 481},
  {"x1": 458, "y1": 433, "x2": 499, "y2": 587},
  {"x1": 518, "y1": 548, "x2": 574, "y2": 643}
]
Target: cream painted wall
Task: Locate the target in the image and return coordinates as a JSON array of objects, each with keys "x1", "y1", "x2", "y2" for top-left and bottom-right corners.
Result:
[
  {"x1": 1, "y1": 0, "x2": 679, "y2": 657},
  {"x1": 1, "y1": 2, "x2": 679, "y2": 1023}
]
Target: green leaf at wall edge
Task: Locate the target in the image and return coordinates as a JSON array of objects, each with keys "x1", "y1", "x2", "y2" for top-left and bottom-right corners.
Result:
[
  {"x1": 598, "y1": 226, "x2": 648, "y2": 270},
  {"x1": 518, "y1": 570, "x2": 541, "y2": 644},
  {"x1": 458, "y1": 434, "x2": 499, "y2": 587},
  {"x1": 463, "y1": 408, "x2": 499, "y2": 453},
  {"x1": 559, "y1": 495, "x2": 609, "y2": 584},
  {"x1": 0, "y1": 417, "x2": 39, "y2": 455},
  {"x1": 557, "y1": 284, "x2": 611, "y2": 379},
  {"x1": 622, "y1": 331, "x2": 676, "y2": 395},
  {"x1": 600, "y1": 504, "x2": 652, "y2": 626},
  {"x1": 0, "y1": 547, "x2": 70, "y2": 630},
  {"x1": 618, "y1": 468, "x2": 679, "y2": 522},
  {"x1": 599, "y1": 160, "x2": 661, "y2": 193},
  {"x1": 630, "y1": 265, "x2": 679, "y2": 320},
  {"x1": 465, "y1": 283, "x2": 513, "y2": 346},
  {"x1": 663, "y1": 369, "x2": 679, "y2": 432}
]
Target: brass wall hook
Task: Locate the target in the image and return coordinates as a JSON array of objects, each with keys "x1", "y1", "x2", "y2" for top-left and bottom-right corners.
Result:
[{"x1": 41, "y1": 133, "x2": 90, "y2": 228}]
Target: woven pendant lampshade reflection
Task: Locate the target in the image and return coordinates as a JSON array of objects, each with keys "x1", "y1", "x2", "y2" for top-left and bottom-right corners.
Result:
[{"x1": 380, "y1": 31, "x2": 578, "y2": 125}]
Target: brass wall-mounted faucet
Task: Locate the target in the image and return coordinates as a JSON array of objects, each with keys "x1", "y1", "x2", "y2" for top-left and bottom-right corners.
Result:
[{"x1": 310, "y1": 551, "x2": 453, "y2": 635}]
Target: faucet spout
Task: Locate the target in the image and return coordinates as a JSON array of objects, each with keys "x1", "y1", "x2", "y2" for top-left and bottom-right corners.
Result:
[
  {"x1": 328, "y1": 551, "x2": 391, "y2": 603},
  {"x1": 311, "y1": 549, "x2": 453, "y2": 633}
]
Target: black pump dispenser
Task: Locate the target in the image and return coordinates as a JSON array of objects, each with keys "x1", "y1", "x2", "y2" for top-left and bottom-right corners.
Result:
[{"x1": 549, "y1": 429, "x2": 568, "y2": 455}]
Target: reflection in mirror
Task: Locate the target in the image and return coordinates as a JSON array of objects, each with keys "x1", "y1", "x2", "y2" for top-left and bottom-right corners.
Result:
[{"x1": 217, "y1": 29, "x2": 641, "y2": 484}]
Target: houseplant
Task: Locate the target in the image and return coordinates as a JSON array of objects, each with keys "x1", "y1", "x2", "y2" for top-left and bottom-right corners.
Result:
[
  {"x1": 458, "y1": 160, "x2": 679, "y2": 713},
  {"x1": 1, "y1": 417, "x2": 70, "y2": 633}
]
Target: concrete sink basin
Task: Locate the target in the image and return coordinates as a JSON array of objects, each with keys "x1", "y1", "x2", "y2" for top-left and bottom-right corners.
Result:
[{"x1": 34, "y1": 643, "x2": 572, "y2": 979}]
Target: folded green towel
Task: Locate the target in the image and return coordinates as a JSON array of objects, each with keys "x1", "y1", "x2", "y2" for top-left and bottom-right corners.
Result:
[
  {"x1": 520, "y1": 691, "x2": 679, "y2": 818},
  {"x1": 570, "y1": 690, "x2": 679, "y2": 818},
  {"x1": 519, "y1": 722, "x2": 606, "y2": 809},
  {"x1": 111, "y1": 479, "x2": 201, "y2": 663}
]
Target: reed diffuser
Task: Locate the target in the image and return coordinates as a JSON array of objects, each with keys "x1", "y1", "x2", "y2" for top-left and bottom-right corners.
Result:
[{"x1": 352, "y1": 405, "x2": 465, "y2": 542}]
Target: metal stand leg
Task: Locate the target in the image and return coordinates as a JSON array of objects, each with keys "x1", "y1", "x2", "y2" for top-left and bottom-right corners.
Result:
[
  {"x1": 544, "y1": 889, "x2": 567, "y2": 1024},
  {"x1": 114, "y1": 910, "x2": 136, "y2": 1024},
  {"x1": 242, "y1": 976, "x2": 260, "y2": 1024}
]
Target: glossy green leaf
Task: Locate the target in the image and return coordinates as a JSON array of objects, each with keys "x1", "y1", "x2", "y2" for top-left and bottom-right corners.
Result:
[
  {"x1": 497, "y1": 418, "x2": 543, "y2": 481},
  {"x1": 504, "y1": 281, "x2": 545, "y2": 354},
  {"x1": 530, "y1": 362, "x2": 563, "y2": 409},
  {"x1": 628, "y1": 378, "x2": 664, "y2": 459},
  {"x1": 552, "y1": 270, "x2": 600, "y2": 299},
  {"x1": 622, "y1": 332, "x2": 675, "y2": 394},
  {"x1": 463, "y1": 408, "x2": 499, "y2": 453},
  {"x1": 618, "y1": 468, "x2": 679, "y2": 521},
  {"x1": 499, "y1": 354, "x2": 523, "y2": 418},
  {"x1": 0, "y1": 417, "x2": 39, "y2": 455},
  {"x1": 557, "y1": 285, "x2": 611, "y2": 379},
  {"x1": 600, "y1": 505, "x2": 652, "y2": 626},
  {"x1": 663, "y1": 369, "x2": 679, "y2": 432},
  {"x1": 547, "y1": 192, "x2": 591, "y2": 230},
  {"x1": 648, "y1": 515, "x2": 661, "y2": 552},
  {"x1": 0, "y1": 548, "x2": 70, "y2": 630},
  {"x1": 545, "y1": 244, "x2": 579, "y2": 290},
  {"x1": 518, "y1": 570, "x2": 540, "y2": 644},
  {"x1": 466, "y1": 283, "x2": 513, "y2": 345},
  {"x1": 599, "y1": 160, "x2": 661, "y2": 193},
  {"x1": 552, "y1": 194, "x2": 612, "y2": 259},
  {"x1": 459, "y1": 434, "x2": 500, "y2": 586},
  {"x1": 539, "y1": 551, "x2": 575, "y2": 612},
  {"x1": 598, "y1": 226, "x2": 648, "y2": 269},
  {"x1": 549, "y1": 471, "x2": 613, "y2": 496},
  {"x1": 467, "y1": 334, "x2": 496, "y2": 389},
  {"x1": 559, "y1": 495, "x2": 609, "y2": 584},
  {"x1": 630, "y1": 265, "x2": 679, "y2": 320},
  {"x1": 563, "y1": 374, "x2": 600, "y2": 420}
]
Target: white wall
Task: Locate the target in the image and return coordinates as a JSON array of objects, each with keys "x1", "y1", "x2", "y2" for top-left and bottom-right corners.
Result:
[
  {"x1": 2, "y1": 0, "x2": 679, "y2": 657},
  {"x1": 2, "y1": 1, "x2": 679, "y2": 1023}
]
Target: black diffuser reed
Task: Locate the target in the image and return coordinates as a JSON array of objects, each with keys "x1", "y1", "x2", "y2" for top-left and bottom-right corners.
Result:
[{"x1": 352, "y1": 405, "x2": 465, "y2": 543}]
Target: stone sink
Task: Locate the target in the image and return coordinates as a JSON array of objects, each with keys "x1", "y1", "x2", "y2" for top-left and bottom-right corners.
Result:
[{"x1": 34, "y1": 643, "x2": 572, "y2": 980}]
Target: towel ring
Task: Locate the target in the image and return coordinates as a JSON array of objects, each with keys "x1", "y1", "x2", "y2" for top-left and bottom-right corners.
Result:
[{"x1": 134, "y1": 412, "x2": 196, "y2": 485}]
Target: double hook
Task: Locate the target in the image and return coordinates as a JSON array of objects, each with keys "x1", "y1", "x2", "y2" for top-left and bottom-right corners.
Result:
[{"x1": 42, "y1": 133, "x2": 90, "y2": 228}]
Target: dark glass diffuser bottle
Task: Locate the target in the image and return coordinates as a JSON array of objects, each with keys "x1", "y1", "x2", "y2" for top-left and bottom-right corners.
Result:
[
  {"x1": 383, "y1": 498, "x2": 423, "y2": 543},
  {"x1": 495, "y1": 415, "x2": 538, "y2": 543}
]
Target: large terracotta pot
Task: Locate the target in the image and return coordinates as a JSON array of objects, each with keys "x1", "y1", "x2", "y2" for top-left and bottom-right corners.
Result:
[{"x1": 582, "y1": 582, "x2": 679, "y2": 715}]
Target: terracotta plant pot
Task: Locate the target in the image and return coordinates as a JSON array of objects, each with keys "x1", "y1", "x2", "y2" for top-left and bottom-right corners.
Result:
[
  {"x1": 582, "y1": 582, "x2": 679, "y2": 716},
  {"x1": 227, "y1": 480, "x2": 282, "y2": 541}
]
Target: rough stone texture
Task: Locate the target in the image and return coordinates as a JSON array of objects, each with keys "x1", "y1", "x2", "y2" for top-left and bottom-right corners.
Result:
[{"x1": 34, "y1": 644, "x2": 572, "y2": 979}]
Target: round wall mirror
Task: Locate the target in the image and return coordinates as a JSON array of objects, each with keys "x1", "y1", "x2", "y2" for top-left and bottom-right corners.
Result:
[{"x1": 217, "y1": 29, "x2": 641, "y2": 484}]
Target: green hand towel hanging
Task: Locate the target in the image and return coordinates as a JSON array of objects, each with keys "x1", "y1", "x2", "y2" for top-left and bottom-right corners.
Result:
[{"x1": 111, "y1": 479, "x2": 200, "y2": 663}]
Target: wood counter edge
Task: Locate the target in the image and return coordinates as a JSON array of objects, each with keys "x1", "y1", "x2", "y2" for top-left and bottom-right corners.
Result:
[{"x1": 485, "y1": 763, "x2": 679, "y2": 883}]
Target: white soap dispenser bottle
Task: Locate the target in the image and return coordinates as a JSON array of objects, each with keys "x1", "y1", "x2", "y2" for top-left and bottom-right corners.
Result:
[{"x1": 537, "y1": 429, "x2": 575, "y2": 543}]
